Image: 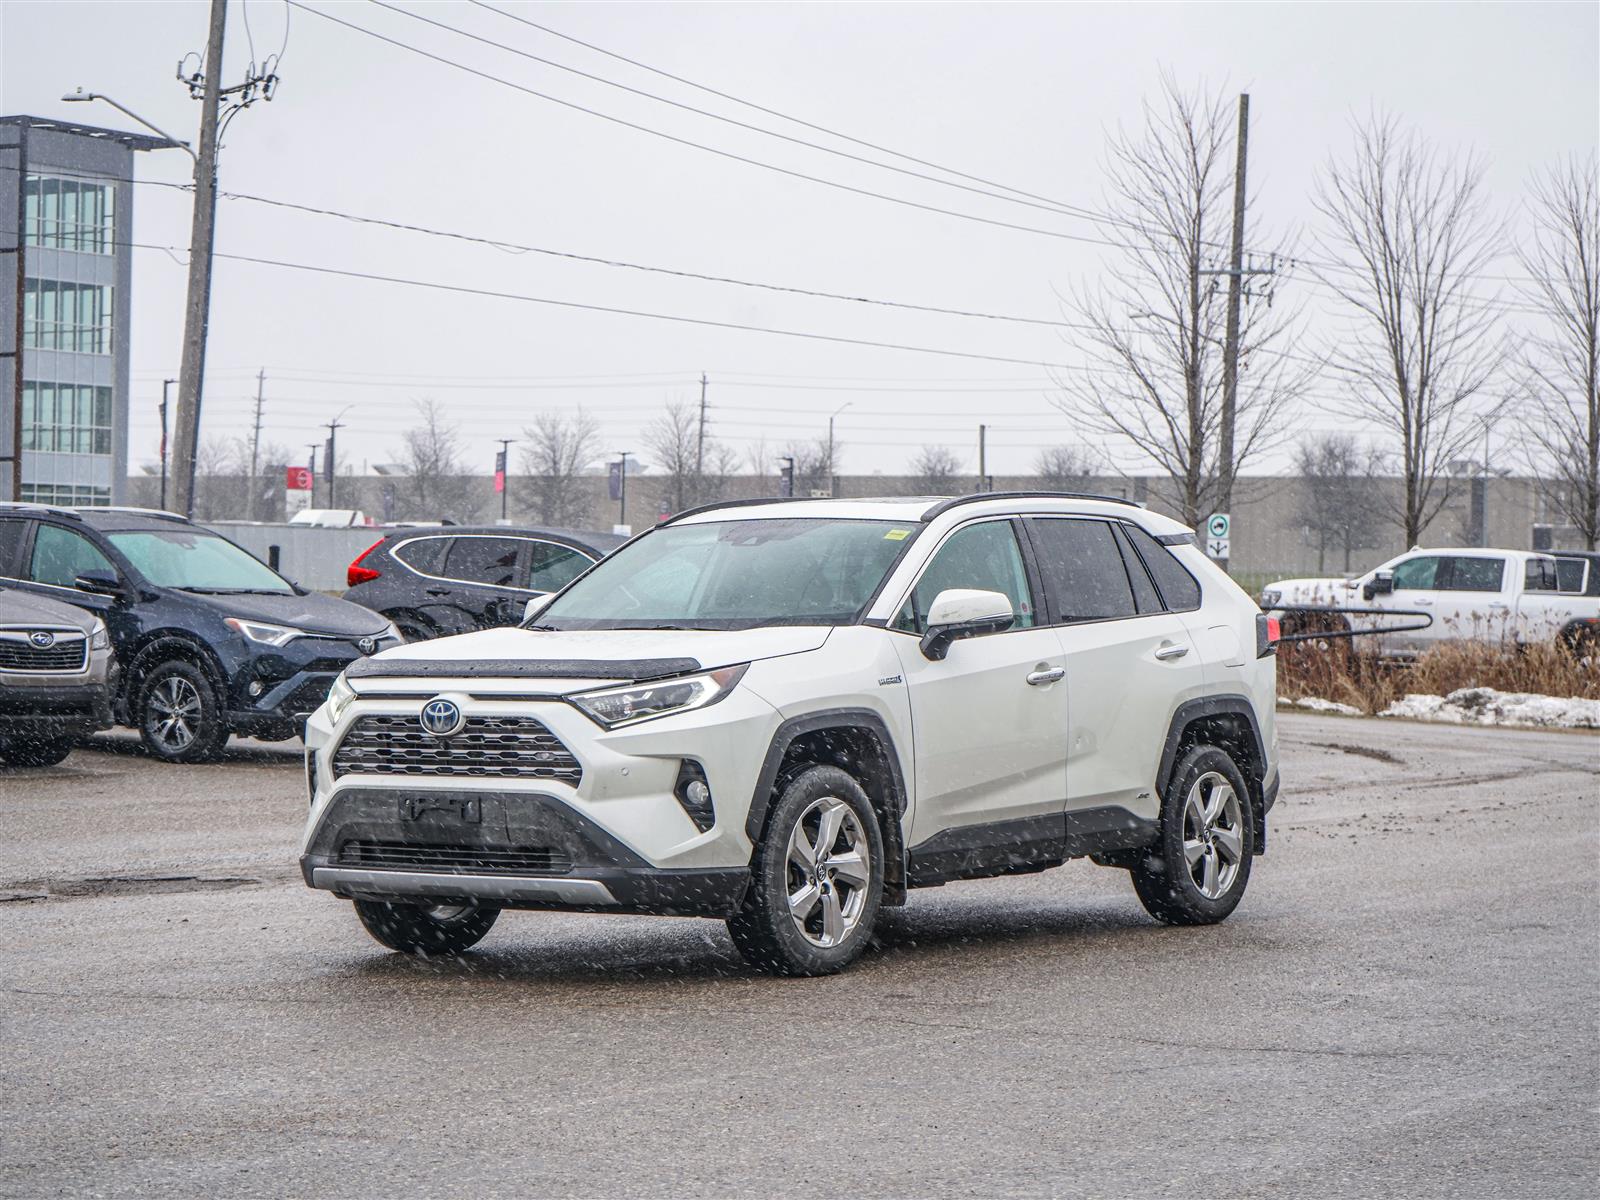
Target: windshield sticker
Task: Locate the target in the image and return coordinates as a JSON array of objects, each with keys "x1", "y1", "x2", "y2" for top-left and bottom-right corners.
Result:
[{"x1": 884, "y1": 529, "x2": 911, "y2": 541}]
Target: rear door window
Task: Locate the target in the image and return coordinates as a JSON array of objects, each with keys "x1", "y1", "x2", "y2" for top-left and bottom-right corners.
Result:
[
  {"x1": 1122, "y1": 524, "x2": 1201, "y2": 612},
  {"x1": 524, "y1": 541, "x2": 592, "y2": 593},
  {"x1": 443, "y1": 537, "x2": 521, "y2": 587},
  {"x1": 1110, "y1": 523, "x2": 1163, "y2": 614},
  {"x1": 1028, "y1": 518, "x2": 1137, "y2": 622},
  {"x1": 1524, "y1": 558, "x2": 1560, "y2": 592},
  {"x1": 1443, "y1": 556, "x2": 1505, "y2": 593}
]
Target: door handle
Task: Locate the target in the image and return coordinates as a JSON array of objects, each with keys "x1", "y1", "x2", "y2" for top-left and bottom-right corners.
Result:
[
  {"x1": 1154, "y1": 643, "x2": 1189, "y2": 661},
  {"x1": 1413, "y1": 598, "x2": 1433, "y2": 606},
  {"x1": 1487, "y1": 602, "x2": 1510, "y2": 610},
  {"x1": 424, "y1": 588, "x2": 451, "y2": 597},
  {"x1": 1025, "y1": 666, "x2": 1065, "y2": 687}
]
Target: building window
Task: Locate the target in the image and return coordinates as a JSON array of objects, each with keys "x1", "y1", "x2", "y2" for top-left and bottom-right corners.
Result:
[
  {"x1": 22, "y1": 279, "x2": 114, "y2": 354},
  {"x1": 23, "y1": 174, "x2": 116, "y2": 253},
  {"x1": 21, "y1": 382, "x2": 114, "y2": 455},
  {"x1": 18, "y1": 483, "x2": 112, "y2": 507}
]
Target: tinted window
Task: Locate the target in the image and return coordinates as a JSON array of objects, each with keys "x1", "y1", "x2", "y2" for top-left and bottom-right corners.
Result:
[
  {"x1": 525, "y1": 541, "x2": 592, "y2": 592},
  {"x1": 1123, "y1": 524, "x2": 1201, "y2": 612},
  {"x1": 1524, "y1": 558, "x2": 1559, "y2": 592},
  {"x1": 1111, "y1": 523, "x2": 1162, "y2": 614},
  {"x1": 1391, "y1": 555, "x2": 1442, "y2": 591},
  {"x1": 0, "y1": 520, "x2": 27, "y2": 575},
  {"x1": 444, "y1": 537, "x2": 521, "y2": 587},
  {"x1": 27, "y1": 524, "x2": 114, "y2": 589},
  {"x1": 895, "y1": 520, "x2": 1035, "y2": 634},
  {"x1": 394, "y1": 536, "x2": 448, "y2": 575},
  {"x1": 1029, "y1": 519, "x2": 1137, "y2": 622},
  {"x1": 1555, "y1": 557, "x2": 1589, "y2": 593},
  {"x1": 1444, "y1": 556, "x2": 1505, "y2": 593}
]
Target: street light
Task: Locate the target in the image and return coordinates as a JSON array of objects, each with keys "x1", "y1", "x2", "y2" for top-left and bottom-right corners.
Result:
[
  {"x1": 61, "y1": 90, "x2": 195, "y2": 162},
  {"x1": 827, "y1": 402, "x2": 852, "y2": 499}
]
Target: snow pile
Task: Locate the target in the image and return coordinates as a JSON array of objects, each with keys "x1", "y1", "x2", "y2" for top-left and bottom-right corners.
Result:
[
  {"x1": 1281, "y1": 696, "x2": 1364, "y2": 716},
  {"x1": 1379, "y1": 687, "x2": 1600, "y2": 730}
]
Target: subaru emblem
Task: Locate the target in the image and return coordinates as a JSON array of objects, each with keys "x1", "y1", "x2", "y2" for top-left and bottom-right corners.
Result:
[
  {"x1": 28, "y1": 631, "x2": 55, "y2": 649},
  {"x1": 358, "y1": 636, "x2": 376, "y2": 655},
  {"x1": 419, "y1": 696, "x2": 464, "y2": 738}
]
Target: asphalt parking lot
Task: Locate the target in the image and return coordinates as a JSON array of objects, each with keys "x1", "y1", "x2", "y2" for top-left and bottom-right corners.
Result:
[{"x1": 2, "y1": 712, "x2": 1596, "y2": 1198}]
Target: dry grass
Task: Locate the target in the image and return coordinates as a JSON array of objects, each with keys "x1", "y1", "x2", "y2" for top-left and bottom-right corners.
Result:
[{"x1": 1277, "y1": 638, "x2": 1600, "y2": 714}]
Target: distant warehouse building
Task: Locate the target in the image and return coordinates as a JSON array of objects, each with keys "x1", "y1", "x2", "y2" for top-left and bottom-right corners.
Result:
[{"x1": 0, "y1": 115, "x2": 171, "y2": 505}]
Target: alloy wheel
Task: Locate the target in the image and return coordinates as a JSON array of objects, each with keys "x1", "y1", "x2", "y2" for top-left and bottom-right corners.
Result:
[
  {"x1": 785, "y1": 796, "x2": 872, "y2": 948},
  {"x1": 1182, "y1": 771, "x2": 1245, "y2": 899},
  {"x1": 147, "y1": 675, "x2": 202, "y2": 752}
]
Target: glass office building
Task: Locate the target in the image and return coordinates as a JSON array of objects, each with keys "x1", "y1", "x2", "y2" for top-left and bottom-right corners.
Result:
[{"x1": 1, "y1": 115, "x2": 170, "y2": 505}]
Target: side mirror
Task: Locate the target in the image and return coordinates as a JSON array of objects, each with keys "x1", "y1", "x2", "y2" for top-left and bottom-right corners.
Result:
[
  {"x1": 919, "y1": 588, "x2": 1014, "y2": 661},
  {"x1": 74, "y1": 570, "x2": 124, "y2": 598},
  {"x1": 523, "y1": 594, "x2": 553, "y2": 625},
  {"x1": 1363, "y1": 570, "x2": 1394, "y2": 601}
]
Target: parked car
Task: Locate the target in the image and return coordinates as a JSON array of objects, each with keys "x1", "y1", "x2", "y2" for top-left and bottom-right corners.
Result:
[
  {"x1": 342, "y1": 525, "x2": 625, "y2": 641},
  {"x1": 1261, "y1": 547, "x2": 1600, "y2": 657},
  {"x1": 1552, "y1": 550, "x2": 1600, "y2": 652},
  {"x1": 302, "y1": 492, "x2": 1280, "y2": 975},
  {"x1": 0, "y1": 504, "x2": 401, "y2": 763},
  {"x1": 0, "y1": 584, "x2": 115, "y2": 767}
]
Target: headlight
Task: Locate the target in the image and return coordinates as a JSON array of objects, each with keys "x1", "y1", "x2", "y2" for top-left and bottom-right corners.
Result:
[
  {"x1": 570, "y1": 664, "x2": 748, "y2": 729},
  {"x1": 89, "y1": 619, "x2": 110, "y2": 651},
  {"x1": 1259, "y1": 589, "x2": 1281, "y2": 608},
  {"x1": 325, "y1": 672, "x2": 357, "y2": 725},
  {"x1": 224, "y1": 617, "x2": 305, "y2": 647}
]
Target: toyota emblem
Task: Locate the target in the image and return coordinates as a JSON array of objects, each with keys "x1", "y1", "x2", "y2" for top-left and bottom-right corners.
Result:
[
  {"x1": 419, "y1": 697, "x2": 465, "y2": 738},
  {"x1": 28, "y1": 631, "x2": 56, "y2": 649},
  {"x1": 357, "y1": 636, "x2": 377, "y2": 655}
]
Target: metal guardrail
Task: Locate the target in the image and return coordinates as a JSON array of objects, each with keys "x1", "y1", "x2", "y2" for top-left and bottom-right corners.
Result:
[{"x1": 1269, "y1": 604, "x2": 1434, "y2": 644}]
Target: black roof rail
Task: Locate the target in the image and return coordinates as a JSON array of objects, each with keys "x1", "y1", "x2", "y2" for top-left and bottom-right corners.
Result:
[
  {"x1": 658, "y1": 495, "x2": 827, "y2": 526},
  {"x1": 920, "y1": 491, "x2": 1142, "y2": 520},
  {"x1": 95, "y1": 506, "x2": 189, "y2": 523},
  {"x1": 0, "y1": 500, "x2": 82, "y2": 520}
]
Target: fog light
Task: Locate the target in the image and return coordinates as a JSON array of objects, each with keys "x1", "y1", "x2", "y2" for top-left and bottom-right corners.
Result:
[
  {"x1": 685, "y1": 779, "x2": 710, "y2": 807},
  {"x1": 248, "y1": 680, "x2": 264, "y2": 697},
  {"x1": 673, "y1": 760, "x2": 715, "y2": 833}
]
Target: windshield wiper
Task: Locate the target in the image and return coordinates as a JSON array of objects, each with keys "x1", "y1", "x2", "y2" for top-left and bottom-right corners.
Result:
[{"x1": 176, "y1": 586, "x2": 290, "y2": 595}]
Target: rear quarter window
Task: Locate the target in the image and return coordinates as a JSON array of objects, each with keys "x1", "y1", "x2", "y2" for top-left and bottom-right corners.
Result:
[
  {"x1": 1122, "y1": 524, "x2": 1201, "y2": 612},
  {"x1": 393, "y1": 536, "x2": 449, "y2": 576}
]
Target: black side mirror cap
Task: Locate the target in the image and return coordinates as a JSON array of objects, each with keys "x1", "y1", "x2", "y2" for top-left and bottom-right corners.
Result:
[{"x1": 918, "y1": 613, "x2": 1015, "y2": 661}]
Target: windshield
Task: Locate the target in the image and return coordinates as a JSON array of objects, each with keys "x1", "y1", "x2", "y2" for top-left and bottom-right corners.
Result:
[
  {"x1": 537, "y1": 517, "x2": 918, "y2": 630},
  {"x1": 108, "y1": 530, "x2": 293, "y2": 594}
]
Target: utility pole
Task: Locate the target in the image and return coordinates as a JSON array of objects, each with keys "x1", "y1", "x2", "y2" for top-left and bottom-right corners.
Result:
[
  {"x1": 977, "y1": 424, "x2": 988, "y2": 492},
  {"x1": 496, "y1": 438, "x2": 514, "y2": 522},
  {"x1": 324, "y1": 416, "x2": 344, "y2": 508},
  {"x1": 247, "y1": 369, "x2": 265, "y2": 520},
  {"x1": 695, "y1": 372, "x2": 708, "y2": 480},
  {"x1": 158, "y1": 378, "x2": 175, "y2": 511},
  {"x1": 615, "y1": 451, "x2": 630, "y2": 529},
  {"x1": 306, "y1": 443, "x2": 319, "y2": 507},
  {"x1": 1216, "y1": 92, "x2": 1250, "y2": 574}
]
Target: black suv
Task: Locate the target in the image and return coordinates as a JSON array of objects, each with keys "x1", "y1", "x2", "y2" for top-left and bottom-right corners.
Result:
[
  {"x1": 0, "y1": 504, "x2": 400, "y2": 762},
  {"x1": 342, "y1": 525, "x2": 623, "y2": 641}
]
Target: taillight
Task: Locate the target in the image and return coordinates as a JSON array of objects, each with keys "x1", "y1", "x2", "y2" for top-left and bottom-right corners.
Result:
[
  {"x1": 1256, "y1": 613, "x2": 1281, "y2": 658},
  {"x1": 347, "y1": 539, "x2": 384, "y2": 588}
]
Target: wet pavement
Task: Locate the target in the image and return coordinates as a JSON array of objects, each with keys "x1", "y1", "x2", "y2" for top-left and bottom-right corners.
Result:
[{"x1": 2, "y1": 715, "x2": 1596, "y2": 1197}]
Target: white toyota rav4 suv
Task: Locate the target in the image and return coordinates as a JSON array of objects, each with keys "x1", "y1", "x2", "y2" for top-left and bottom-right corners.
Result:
[{"x1": 301, "y1": 493, "x2": 1280, "y2": 975}]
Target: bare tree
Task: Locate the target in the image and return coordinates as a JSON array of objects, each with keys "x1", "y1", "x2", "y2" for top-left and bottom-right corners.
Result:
[
  {"x1": 1034, "y1": 444, "x2": 1101, "y2": 491},
  {"x1": 783, "y1": 438, "x2": 835, "y2": 498},
  {"x1": 1518, "y1": 155, "x2": 1600, "y2": 548},
  {"x1": 906, "y1": 445, "x2": 964, "y2": 495},
  {"x1": 1056, "y1": 76, "x2": 1307, "y2": 526},
  {"x1": 520, "y1": 409, "x2": 600, "y2": 528},
  {"x1": 397, "y1": 399, "x2": 481, "y2": 524},
  {"x1": 1313, "y1": 113, "x2": 1504, "y2": 545},
  {"x1": 646, "y1": 400, "x2": 706, "y2": 514},
  {"x1": 1292, "y1": 433, "x2": 1389, "y2": 573}
]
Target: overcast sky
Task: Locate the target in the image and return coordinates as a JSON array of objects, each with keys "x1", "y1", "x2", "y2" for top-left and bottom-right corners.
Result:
[{"x1": 2, "y1": 0, "x2": 1596, "y2": 481}]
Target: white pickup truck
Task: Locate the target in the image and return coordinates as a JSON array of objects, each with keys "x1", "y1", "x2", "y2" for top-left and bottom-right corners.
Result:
[{"x1": 1261, "y1": 547, "x2": 1600, "y2": 657}]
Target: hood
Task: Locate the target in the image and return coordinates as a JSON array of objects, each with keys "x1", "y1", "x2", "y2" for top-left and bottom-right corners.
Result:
[
  {"x1": 0, "y1": 587, "x2": 98, "y2": 633},
  {"x1": 1260, "y1": 576, "x2": 1363, "y2": 603},
  {"x1": 187, "y1": 589, "x2": 391, "y2": 638},
  {"x1": 345, "y1": 624, "x2": 833, "y2": 691}
]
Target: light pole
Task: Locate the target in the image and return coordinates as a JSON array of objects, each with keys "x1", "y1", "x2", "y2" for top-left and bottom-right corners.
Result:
[
  {"x1": 614, "y1": 451, "x2": 630, "y2": 529},
  {"x1": 158, "y1": 378, "x2": 176, "y2": 510},
  {"x1": 496, "y1": 438, "x2": 514, "y2": 522},
  {"x1": 827, "y1": 402, "x2": 851, "y2": 498}
]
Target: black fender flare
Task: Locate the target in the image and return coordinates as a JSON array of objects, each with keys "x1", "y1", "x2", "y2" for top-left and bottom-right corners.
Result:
[
  {"x1": 119, "y1": 634, "x2": 230, "y2": 715},
  {"x1": 744, "y1": 708, "x2": 910, "y2": 904},
  {"x1": 1155, "y1": 694, "x2": 1271, "y2": 850}
]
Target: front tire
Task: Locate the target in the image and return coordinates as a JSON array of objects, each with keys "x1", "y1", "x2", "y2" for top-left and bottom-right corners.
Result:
[
  {"x1": 353, "y1": 899, "x2": 500, "y2": 956},
  {"x1": 137, "y1": 660, "x2": 229, "y2": 763},
  {"x1": 1131, "y1": 745, "x2": 1255, "y2": 925},
  {"x1": 727, "y1": 765, "x2": 884, "y2": 976},
  {"x1": 1, "y1": 735, "x2": 76, "y2": 767}
]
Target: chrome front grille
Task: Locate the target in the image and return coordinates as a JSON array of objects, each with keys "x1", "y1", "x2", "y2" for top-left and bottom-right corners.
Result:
[
  {"x1": 337, "y1": 840, "x2": 573, "y2": 875},
  {"x1": 0, "y1": 631, "x2": 88, "y2": 673},
  {"x1": 330, "y1": 713, "x2": 584, "y2": 784}
]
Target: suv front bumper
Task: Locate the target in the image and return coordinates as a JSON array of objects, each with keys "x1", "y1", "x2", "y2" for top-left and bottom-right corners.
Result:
[
  {"x1": 299, "y1": 787, "x2": 749, "y2": 916},
  {"x1": 0, "y1": 681, "x2": 113, "y2": 735}
]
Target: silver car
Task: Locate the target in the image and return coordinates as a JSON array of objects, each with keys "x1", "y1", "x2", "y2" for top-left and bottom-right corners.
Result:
[{"x1": 0, "y1": 586, "x2": 115, "y2": 768}]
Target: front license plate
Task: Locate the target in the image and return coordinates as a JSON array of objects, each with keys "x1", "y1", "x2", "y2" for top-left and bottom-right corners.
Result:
[{"x1": 399, "y1": 795, "x2": 482, "y2": 824}]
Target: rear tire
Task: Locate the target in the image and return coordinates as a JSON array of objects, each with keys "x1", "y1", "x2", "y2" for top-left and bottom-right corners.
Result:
[
  {"x1": 353, "y1": 899, "x2": 500, "y2": 956},
  {"x1": 137, "y1": 660, "x2": 229, "y2": 763},
  {"x1": 727, "y1": 765, "x2": 884, "y2": 976},
  {"x1": 1131, "y1": 745, "x2": 1255, "y2": 926},
  {"x1": 1, "y1": 735, "x2": 75, "y2": 767}
]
